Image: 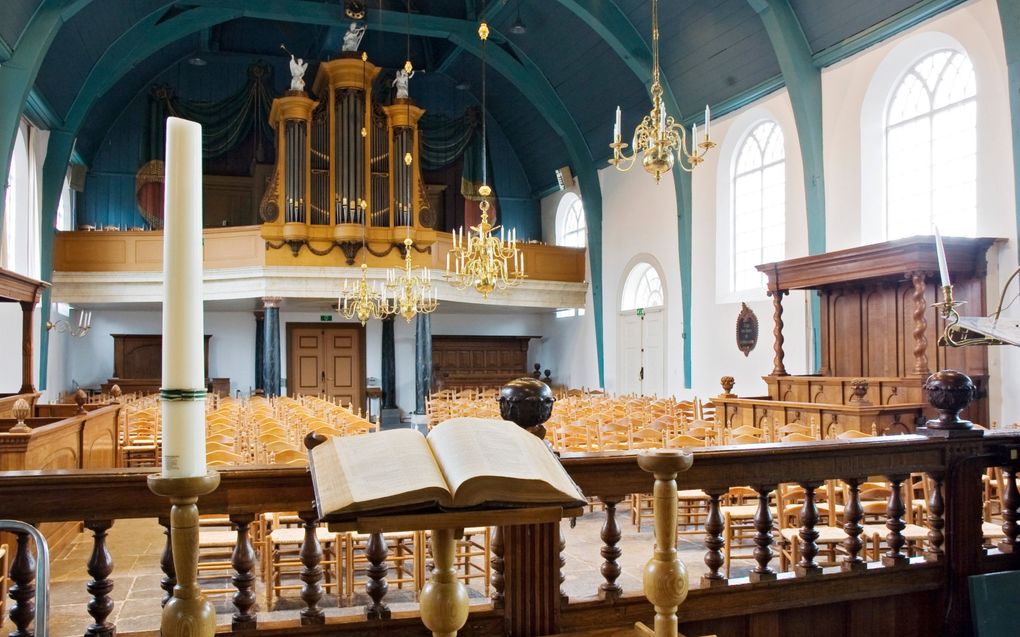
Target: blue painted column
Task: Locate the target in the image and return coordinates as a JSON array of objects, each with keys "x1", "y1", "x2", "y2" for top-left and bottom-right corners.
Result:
[
  {"x1": 262, "y1": 298, "x2": 281, "y2": 397},
  {"x1": 415, "y1": 312, "x2": 432, "y2": 415},
  {"x1": 998, "y1": 0, "x2": 1020, "y2": 259},
  {"x1": 381, "y1": 315, "x2": 397, "y2": 410},
  {"x1": 253, "y1": 310, "x2": 265, "y2": 394},
  {"x1": 749, "y1": 0, "x2": 826, "y2": 371}
]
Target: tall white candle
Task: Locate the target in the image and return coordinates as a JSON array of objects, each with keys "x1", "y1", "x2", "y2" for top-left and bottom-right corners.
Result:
[
  {"x1": 705, "y1": 104, "x2": 711, "y2": 139},
  {"x1": 691, "y1": 123, "x2": 698, "y2": 153},
  {"x1": 161, "y1": 117, "x2": 207, "y2": 479},
  {"x1": 614, "y1": 106, "x2": 622, "y2": 139},
  {"x1": 934, "y1": 226, "x2": 952, "y2": 287}
]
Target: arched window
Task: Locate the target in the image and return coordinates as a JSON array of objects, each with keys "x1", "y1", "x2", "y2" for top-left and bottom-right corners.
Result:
[
  {"x1": 555, "y1": 192, "x2": 586, "y2": 248},
  {"x1": 620, "y1": 262, "x2": 664, "y2": 311},
  {"x1": 886, "y1": 49, "x2": 976, "y2": 239},
  {"x1": 732, "y1": 121, "x2": 785, "y2": 292},
  {"x1": 2, "y1": 128, "x2": 27, "y2": 271}
]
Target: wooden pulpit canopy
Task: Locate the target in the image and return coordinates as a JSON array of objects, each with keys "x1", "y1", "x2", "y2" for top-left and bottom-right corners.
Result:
[
  {"x1": 0, "y1": 267, "x2": 49, "y2": 304},
  {"x1": 756, "y1": 235, "x2": 999, "y2": 292}
]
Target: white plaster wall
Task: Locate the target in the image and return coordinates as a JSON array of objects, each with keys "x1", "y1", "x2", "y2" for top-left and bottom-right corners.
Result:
[
  {"x1": 598, "y1": 166, "x2": 686, "y2": 396},
  {"x1": 690, "y1": 89, "x2": 811, "y2": 400},
  {"x1": 0, "y1": 304, "x2": 23, "y2": 392},
  {"x1": 67, "y1": 310, "x2": 257, "y2": 395}
]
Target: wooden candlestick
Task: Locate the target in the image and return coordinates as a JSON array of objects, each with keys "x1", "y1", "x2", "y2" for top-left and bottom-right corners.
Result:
[
  {"x1": 636, "y1": 449, "x2": 694, "y2": 637},
  {"x1": 147, "y1": 471, "x2": 221, "y2": 637}
]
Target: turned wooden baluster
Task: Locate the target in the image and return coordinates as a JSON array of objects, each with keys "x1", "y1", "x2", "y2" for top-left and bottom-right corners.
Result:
[
  {"x1": 230, "y1": 513, "x2": 257, "y2": 630},
  {"x1": 365, "y1": 532, "x2": 391, "y2": 620},
  {"x1": 297, "y1": 510, "x2": 325, "y2": 625},
  {"x1": 768, "y1": 289, "x2": 788, "y2": 376},
  {"x1": 795, "y1": 482, "x2": 822, "y2": 577},
  {"x1": 84, "y1": 520, "x2": 115, "y2": 637},
  {"x1": 841, "y1": 479, "x2": 866, "y2": 572},
  {"x1": 490, "y1": 527, "x2": 504, "y2": 609},
  {"x1": 998, "y1": 467, "x2": 1020, "y2": 554},
  {"x1": 910, "y1": 272, "x2": 929, "y2": 375},
  {"x1": 701, "y1": 488, "x2": 727, "y2": 587},
  {"x1": 749, "y1": 485, "x2": 776, "y2": 582},
  {"x1": 158, "y1": 516, "x2": 176, "y2": 607},
  {"x1": 926, "y1": 473, "x2": 946, "y2": 561},
  {"x1": 8, "y1": 530, "x2": 36, "y2": 637},
  {"x1": 882, "y1": 475, "x2": 909, "y2": 567},
  {"x1": 599, "y1": 496, "x2": 624, "y2": 600}
]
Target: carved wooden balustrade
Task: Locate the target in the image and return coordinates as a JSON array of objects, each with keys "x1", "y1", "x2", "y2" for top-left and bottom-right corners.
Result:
[{"x1": 0, "y1": 432, "x2": 1018, "y2": 636}]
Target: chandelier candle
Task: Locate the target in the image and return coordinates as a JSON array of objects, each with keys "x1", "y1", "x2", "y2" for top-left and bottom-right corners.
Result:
[
  {"x1": 934, "y1": 226, "x2": 951, "y2": 287},
  {"x1": 161, "y1": 117, "x2": 207, "y2": 479}
]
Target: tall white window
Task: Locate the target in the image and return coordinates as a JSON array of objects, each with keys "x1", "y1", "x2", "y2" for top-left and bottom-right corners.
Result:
[
  {"x1": 732, "y1": 121, "x2": 785, "y2": 292},
  {"x1": 620, "y1": 262, "x2": 664, "y2": 311},
  {"x1": 886, "y1": 49, "x2": 976, "y2": 239},
  {"x1": 555, "y1": 192, "x2": 586, "y2": 248}
]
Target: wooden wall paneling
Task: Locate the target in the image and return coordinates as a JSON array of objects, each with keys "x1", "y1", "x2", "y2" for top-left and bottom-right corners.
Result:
[
  {"x1": 831, "y1": 289, "x2": 863, "y2": 377},
  {"x1": 431, "y1": 336, "x2": 536, "y2": 389},
  {"x1": 286, "y1": 323, "x2": 365, "y2": 409},
  {"x1": 111, "y1": 334, "x2": 212, "y2": 380}
]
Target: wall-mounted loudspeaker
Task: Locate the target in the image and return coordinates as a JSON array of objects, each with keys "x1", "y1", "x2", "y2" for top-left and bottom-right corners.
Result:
[
  {"x1": 555, "y1": 165, "x2": 574, "y2": 190},
  {"x1": 69, "y1": 164, "x2": 88, "y2": 192}
]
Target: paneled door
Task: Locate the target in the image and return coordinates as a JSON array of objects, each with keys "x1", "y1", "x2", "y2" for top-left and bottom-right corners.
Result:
[
  {"x1": 287, "y1": 323, "x2": 365, "y2": 408},
  {"x1": 617, "y1": 307, "x2": 665, "y2": 397}
]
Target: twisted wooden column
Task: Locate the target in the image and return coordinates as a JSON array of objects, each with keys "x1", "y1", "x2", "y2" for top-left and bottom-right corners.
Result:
[
  {"x1": 701, "y1": 488, "x2": 727, "y2": 587},
  {"x1": 230, "y1": 513, "x2": 257, "y2": 630},
  {"x1": 748, "y1": 485, "x2": 776, "y2": 582},
  {"x1": 8, "y1": 530, "x2": 36, "y2": 637},
  {"x1": 599, "y1": 496, "x2": 624, "y2": 600},
  {"x1": 84, "y1": 520, "x2": 115, "y2": 637},
  {"x1": 882, "y1": 475, "x2": 909, "y2": 567},
  {"x1": 841, "y1": 479, "x2": 866, "y2": 573},
  {"x1": 768, "y1": 289, "x2": 788, "y2": 376},
  {"x1": 298, "y1": 509, "x2": 325, "y2": 625},
  {"x1": 911, "y1": 272, "x2": 930, "y2": 376},
  {"x1": 926, "y1": 473, "x2": 946, "y2": 561},
  {"x1": 365, "y1": 532, "x2": 391, "y2": 620}
]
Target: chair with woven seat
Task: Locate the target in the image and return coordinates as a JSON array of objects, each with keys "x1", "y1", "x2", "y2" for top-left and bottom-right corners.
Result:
[
  {"x1": 345, "y1": 531, "x2": 422, "y2": 603},
  {"x1": 721, "y1": 486, "x2": 764, "y2": 577}
]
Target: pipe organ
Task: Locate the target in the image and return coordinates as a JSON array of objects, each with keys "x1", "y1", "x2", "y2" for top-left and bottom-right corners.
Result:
[{"x1": 262, "y1": 55, "x2": 435, "y2": 260}]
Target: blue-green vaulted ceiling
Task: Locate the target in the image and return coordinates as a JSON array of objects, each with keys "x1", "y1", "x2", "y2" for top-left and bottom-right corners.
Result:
[{"x1": 4, "y1": 0, "x2": 931, "y2": 195}]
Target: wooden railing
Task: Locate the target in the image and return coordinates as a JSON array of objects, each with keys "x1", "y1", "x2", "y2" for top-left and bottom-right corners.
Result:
[{"x1": 1, "y1": 432, "x2": 1019, "y2": 636}]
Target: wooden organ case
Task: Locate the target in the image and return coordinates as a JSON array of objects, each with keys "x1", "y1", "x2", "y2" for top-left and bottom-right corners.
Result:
[{"x1": 261, "y1": 54, "x2": 435, "y2": 260}]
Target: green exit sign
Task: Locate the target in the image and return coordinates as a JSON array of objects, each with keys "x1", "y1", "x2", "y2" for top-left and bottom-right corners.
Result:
[
  {"x1": 636, "y1": 308, "x2": 645, "y2": 317},
  {"x1": 320, "y1": 314, "x2": 333, "y2": 322}
]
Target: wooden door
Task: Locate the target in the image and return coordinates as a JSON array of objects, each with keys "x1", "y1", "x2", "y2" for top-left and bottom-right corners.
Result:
[{"x1": 287, "y1": 324, "x2": 365, "y2": 408}]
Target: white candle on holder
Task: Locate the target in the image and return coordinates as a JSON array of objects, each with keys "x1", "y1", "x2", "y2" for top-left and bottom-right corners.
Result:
[
  {"x1": 934, "y1": 226, "x2": 952, "y2": 288},
  {"x1": 614, "y1": 106, "x2": 622, "y2": 140},
  {"x1": 691, "y1": 123, "x2": 698, "y2": 153},
  {"x1": 705, "y1": 104, "x2": 711, "y2": 140},
  {"x1": 161, "y1": 117, "x2": 207, "y2": 479}
]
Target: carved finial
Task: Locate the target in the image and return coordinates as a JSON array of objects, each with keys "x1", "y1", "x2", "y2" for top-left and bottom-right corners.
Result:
[
  {"x1": 304, "y1": 431, "x2": 328, "y2": 450},
  {"x1": 110, "y1": 384, "x2": 122, "y2": 403},
  {"x1": 922, "y1": 369, "x2": 978, "y2": 436},
  {"x1": 75, "y1": 389, "x2": 88, "y2": 414},
  {"x1": 848, "y1": 378, "x2": 870, "y2": 405},
  {"x1": 10, "y1": 398, "x2": 31, "y2": 433},
  {"x1": 719, "y1": 376, "x2": 735, "y2": 398}
]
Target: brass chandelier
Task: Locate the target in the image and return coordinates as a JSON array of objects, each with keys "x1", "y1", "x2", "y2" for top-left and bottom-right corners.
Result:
[
  {"x1": 387, "y1": 237, "x2": 439, "y2": 321},
  {"x1": 339, "y1": 263, "x2": 394, "y2": 325},
  {"x1": 445, "y1": 20, "x2": 525, "y2": 298},
  {"x1": 610, "y1": 0, "x2": 714, "y2": 183}
]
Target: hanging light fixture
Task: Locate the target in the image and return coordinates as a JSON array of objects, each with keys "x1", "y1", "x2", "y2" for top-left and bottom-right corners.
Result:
[
  {"x1": 510, "y1": 0, "x2": 527, "y2": 35},
  {"x1": 444, "y1": 21, "x2": 525, "y2": 299},
  {"x1": 386, "y1": 238, "x2": 439, "y2": 321},
  {"x1": 338, "y1": 223, "x2": 394, "y2": 325},
  {"x1": 610, "y1": 0, "x2": 714, "y2": 183}
]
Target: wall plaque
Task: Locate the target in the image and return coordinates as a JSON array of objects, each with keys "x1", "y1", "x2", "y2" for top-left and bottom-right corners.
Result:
[{"x1": 736, "y1": 302, "x2": 758, "y2": 357}]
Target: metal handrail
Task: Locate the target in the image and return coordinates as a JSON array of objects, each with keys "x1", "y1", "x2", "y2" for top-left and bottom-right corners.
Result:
[{"x1": 0, "y1": 520, "x2": 49, "y2": 637}]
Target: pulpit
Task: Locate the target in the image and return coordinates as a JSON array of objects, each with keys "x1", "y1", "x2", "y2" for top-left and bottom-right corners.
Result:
[{"x1": 715, "y1": 236, "x2": 998, "y2": 434}]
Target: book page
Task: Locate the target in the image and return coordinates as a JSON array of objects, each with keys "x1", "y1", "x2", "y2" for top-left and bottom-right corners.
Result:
[
  {"x1": 311, "y1": 428, "x2": 452, "y2": 516},
  {"x1": 427, "y1": 418, "x2": 585, "y2": 508}
]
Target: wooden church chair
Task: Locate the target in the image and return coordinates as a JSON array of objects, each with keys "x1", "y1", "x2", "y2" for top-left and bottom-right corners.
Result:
[
  {"x1": 0, "y1": 543, "x2": 7, "y2": 617},
  {"x1": 721, "y1": 486, "x2": 764, "y2": 577},
  {"x1": 836, "y1": 429, "x2": 872, "y2": 440},
  {"x1": 781, "y1": 432, "x2": 817, "y2": 443},
  {"x1": 271, "y1": 448, "x2": 307, "y2": 465},
  {"x1": 420, "y1": 527, "x2": 491, "y2": 594},
  {"x1": 206, "y1": 449, "x2": 244, "y2": 467},
  {"x1": 629, "y1": 427, "x2": 665, "y2": 449},
  {"x1": 777, "y1": 482, "x2": 852, "y2": 571}
]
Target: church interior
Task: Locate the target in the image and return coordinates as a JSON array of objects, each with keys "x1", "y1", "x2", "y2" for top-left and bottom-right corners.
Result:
[{"x1": 2, "y1": 0, "x2": 1020, "y2": 635}]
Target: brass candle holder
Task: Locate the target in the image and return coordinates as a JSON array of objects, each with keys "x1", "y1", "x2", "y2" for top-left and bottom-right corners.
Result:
[{"x1": 147, "y1": 471, "x2": 221, "y2": 637}]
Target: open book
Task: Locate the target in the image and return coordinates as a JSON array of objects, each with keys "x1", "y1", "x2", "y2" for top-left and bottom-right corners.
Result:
[{"x1": 309, "y1": 417, "x2": 586, "y2": 519}]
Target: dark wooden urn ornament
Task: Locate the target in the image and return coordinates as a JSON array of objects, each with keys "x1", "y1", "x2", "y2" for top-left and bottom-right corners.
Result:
[
  {"x1": 921, "y1": 369, "x2": 982, "y2": 438},
  {"x1": 498, "y1": 377, "x2": 555, "y2": 442},
  {"x1": 736, "y1": 302, "x2": 758, "y2": 357}
]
